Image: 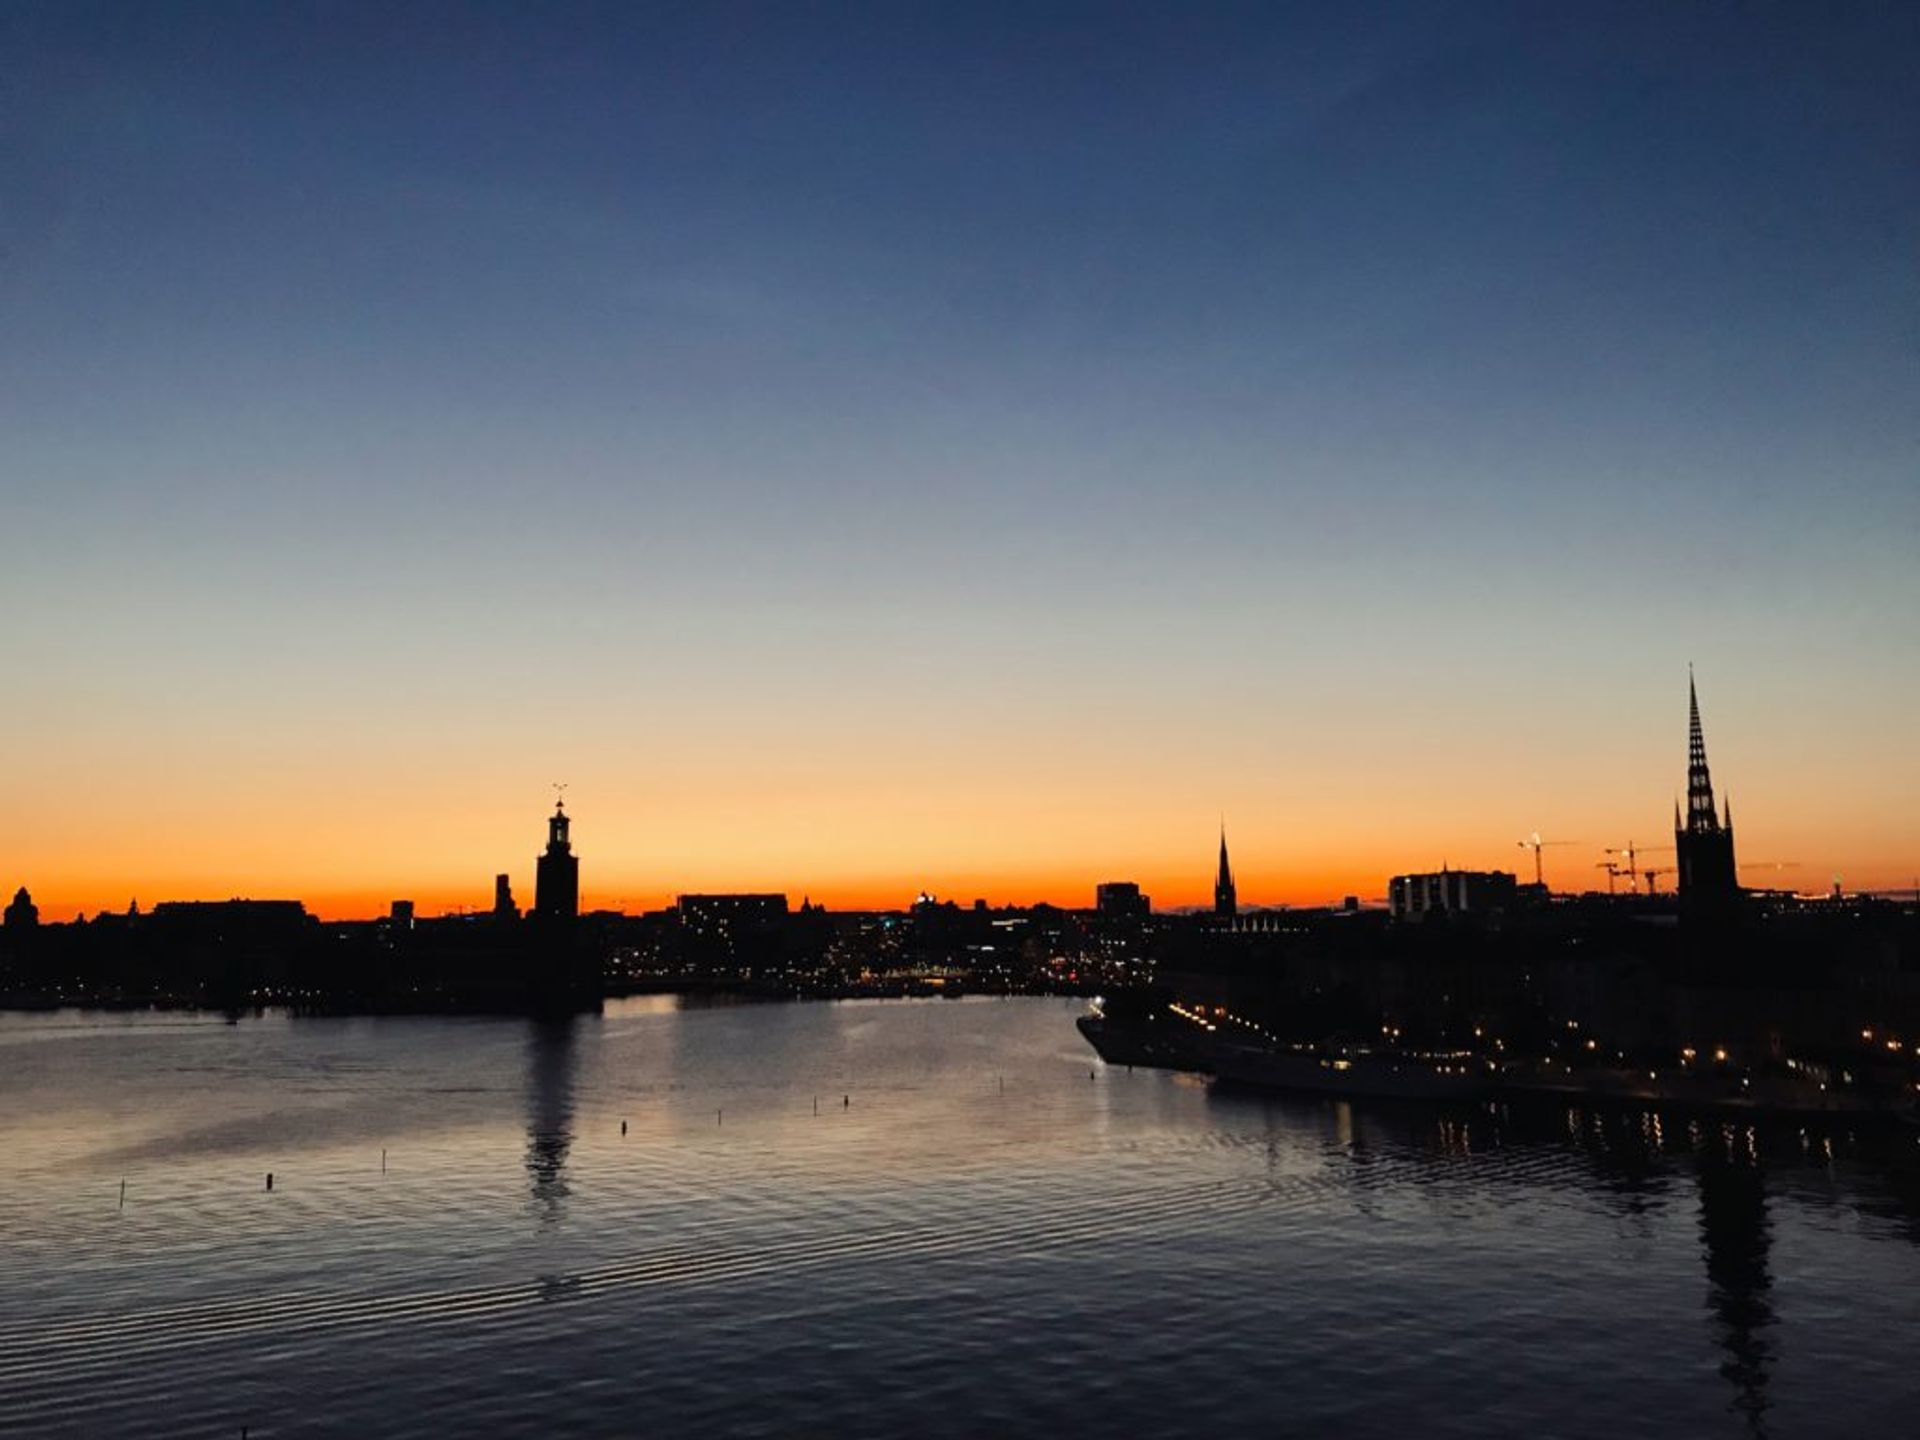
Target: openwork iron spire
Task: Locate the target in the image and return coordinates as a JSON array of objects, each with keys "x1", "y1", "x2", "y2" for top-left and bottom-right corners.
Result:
[{"x1": 1686, "y1": 669, "x2": 1721, "y2": 835}]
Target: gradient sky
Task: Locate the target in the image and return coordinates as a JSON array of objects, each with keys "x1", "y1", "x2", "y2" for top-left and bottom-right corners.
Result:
[{"x1": 4, "y1": 1, "x2": 1916, "y2": 918}]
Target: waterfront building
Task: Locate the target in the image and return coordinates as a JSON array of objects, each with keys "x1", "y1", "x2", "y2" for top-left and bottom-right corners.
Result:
[
  {"x1": 4, "y1": 886, "x2": 38, "y2": 930},
  {"x1": 1388, "y1": 868, "x2": 1518, "y2": 921},
  {"x1": 534, "y1": 799, "x2": 580, "y2": 921},
  {"x1": 1214, "y1": 829, "x2": 1237, "y2": 919},
  {"x1": 678, "y1": 893, "x2": 787, "y2": 938},
  {"x1": 675, "y1": 894, "x2": 790, "y2": 969},
  {"x1": 493, "y1": 873, "x2": 519, "y2": 921},
  {"x1": 678, "y1": 893, "x2": 789, "y2": 932},
  {"x1": 1095, "y1": 882, "x2": 1150, "y2": 920},
  {"x1": 147, "y1": 899, "x2": 312, "y2": 932},
  {"x1": 1675, "y1": 671, "x2": 1740, "y2": 906}
]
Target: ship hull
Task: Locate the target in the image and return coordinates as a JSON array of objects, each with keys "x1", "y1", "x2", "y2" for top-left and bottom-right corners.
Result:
[{"x1": 1076, "y1": 1014, "x2": 1215, "y2": 1073}]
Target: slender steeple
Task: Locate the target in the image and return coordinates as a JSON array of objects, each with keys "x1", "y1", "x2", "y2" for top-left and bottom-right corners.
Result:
[
  {"x1": 1676, "y1": 670, "x2": 1739, "y2": 906},
  {"x1": 1214, "y1": 825, "x2": 1237, "y2": 919},
  {"x1": 1686, "y1": 667, "x2": 1721, "y2": 835}
]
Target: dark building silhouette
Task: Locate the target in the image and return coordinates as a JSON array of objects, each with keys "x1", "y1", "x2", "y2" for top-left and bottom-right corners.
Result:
[
  {"x1": 389, "y1": 899, "x2": 415, "y2": 930},
  {"x1": 534, "y1": 799, "x2": 579, "y2": 921},
  {"x1": 1676, "y1": 672, "x2": 1740, "y2": 906},
  {"x1": 1214, "y1": 828, "x2": 1237, "y2": 919},
  {"x1": 676, "y1": 893, "x2": 789, "y2": 969},
  {"x1": 494, "y1": 873, "x2": 519, "y2": 921},
  {"x1": 1387, "y1": 868, "x2": 1518, "y2": 921},
  {"x1": 5, "y1": 886, "x2": 39, "y2": 930},
  {"x1": 148, "y1": 899, "x2": 312, "y2": 934},
  {"x1": 678, "y1": 893, "x2": 788, "y2": 933},
  {"x1": 141, "y1": 900, "x2": 317, "y2": 998},
  {"x1": 1095, "y1": 881, "x2": 1150, "y2": 920}
]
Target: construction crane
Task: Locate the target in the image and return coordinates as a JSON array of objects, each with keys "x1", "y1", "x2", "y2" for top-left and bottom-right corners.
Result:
[
  {"x1": 1605, "y1": 840, "x2": 1674, "y2": 895},
  {"x1": 1638, "y1": 867, "x2": 1670, "y2": 896},
  {"x1": 1595, "y1": 860, "x2": 1627, "y2": 896},
  {"x1": 1517, "y1": 832, "x2": 1582, "y2": 888}
]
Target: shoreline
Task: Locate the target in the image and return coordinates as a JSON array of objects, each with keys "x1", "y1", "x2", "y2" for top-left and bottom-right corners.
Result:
[
  {"x1": 1079, "y1": 1013, "x2": 1920, "y2": 1125},
  {"x1": 0, "y1": 980, "x2": 1090, "y2": 1018}
]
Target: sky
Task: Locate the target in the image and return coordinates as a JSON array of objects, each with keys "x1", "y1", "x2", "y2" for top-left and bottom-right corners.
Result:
[{"x1": 3, "y1": 1, "x2": 1916, "y2": 918}]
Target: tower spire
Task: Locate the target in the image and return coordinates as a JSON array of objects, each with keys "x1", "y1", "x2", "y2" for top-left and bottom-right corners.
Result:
[
  {"x1": 1676, "y1": 669, "x2": 1739, "y2": 906},
  {"x1": 535, "y1": 790, "x2": 580, "y2": 921},
  {"x1": 1213, "y1": 823, "x2": 1237, "y2": 920},
  {"x1": 1686, "y1": 668, "x2": 1719, "y2": 834}
]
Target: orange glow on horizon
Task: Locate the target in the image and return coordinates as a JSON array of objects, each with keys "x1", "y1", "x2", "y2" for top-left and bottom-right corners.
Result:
[
  {"x1": 25, "y1": 852, "x2": 1920, "y2": 926},
  {"x1": 27, "y1": 866, "x2": 1387, "y2": 925},
  {"x1": 11, "y1": 668, "x2": 1916, "y2": 924}
]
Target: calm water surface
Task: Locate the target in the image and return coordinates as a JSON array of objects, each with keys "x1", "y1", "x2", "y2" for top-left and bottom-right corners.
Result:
[{"x1": 3, "y1": 997, "x2": 1918, "y2": 1437}]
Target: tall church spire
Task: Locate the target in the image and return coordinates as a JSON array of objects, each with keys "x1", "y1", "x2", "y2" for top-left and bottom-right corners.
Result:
[
  {"x1": 1676, "y1": 670, "x2": 1739, "y2": 905},
  {"x1": 1686, "y1": 667, "x2": 1721, "y2": 835},
  {"x1": 1214, "y1": 825, "x2": 1237, "y2": 919}
]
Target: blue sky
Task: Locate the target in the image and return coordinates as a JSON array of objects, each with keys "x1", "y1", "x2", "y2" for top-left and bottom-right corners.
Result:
[{"x1": 3, "y1": 1, "x2": 1916, "y2": 910}]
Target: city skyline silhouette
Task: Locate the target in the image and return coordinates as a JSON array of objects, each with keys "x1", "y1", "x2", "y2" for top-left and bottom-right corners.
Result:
[
  {"x1": 5, "y1": 3, "x2": 1915, "y2": 921},
  {"x1": 7, "y1": 669, "x2": 1913, "y2": 922}
]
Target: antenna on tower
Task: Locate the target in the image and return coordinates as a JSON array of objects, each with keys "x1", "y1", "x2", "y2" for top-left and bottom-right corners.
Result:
[{"x1": 552, "y1": 781, "x2": 568, "y2": 810}]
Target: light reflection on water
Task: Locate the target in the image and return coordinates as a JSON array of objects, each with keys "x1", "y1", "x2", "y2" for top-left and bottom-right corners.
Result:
[{"x1": 1, "y1": 996, "x2": 1917, "y2": 1437}]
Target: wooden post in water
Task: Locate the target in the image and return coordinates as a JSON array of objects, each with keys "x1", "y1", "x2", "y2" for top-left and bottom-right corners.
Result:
[
  {"x1": 119, "y1": 1179, "x2": 126, "y2": 1209},
  {"x1": 265, "y1": 1172, "x2": 273, "y2": 1191},
  {"x1": 381, "y1": 1148, "x2": 387, "y2": 1173}
]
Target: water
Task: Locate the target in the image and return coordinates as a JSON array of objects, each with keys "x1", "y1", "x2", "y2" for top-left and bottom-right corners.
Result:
[{"x1": 3, "y1": 997, "x2": 1917, "y2": 1438}]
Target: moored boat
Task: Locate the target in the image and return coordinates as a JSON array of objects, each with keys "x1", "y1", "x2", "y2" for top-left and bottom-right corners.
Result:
[{"x1": 1076, "y1": 1009, "x2": 1217, "y2": 1073}]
